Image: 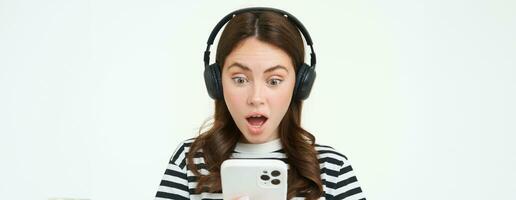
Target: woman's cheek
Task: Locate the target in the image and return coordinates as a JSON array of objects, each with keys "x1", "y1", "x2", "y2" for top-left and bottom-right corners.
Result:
[
  {"x1": 276, "y1": 87, "x2": 293, "y2": 104},
  {"x1": 227, "y1": 88, "x2": 244, "y2": 100},
  {"x1": 225, "y1": 91, "x2": 246, "y2": 109}
]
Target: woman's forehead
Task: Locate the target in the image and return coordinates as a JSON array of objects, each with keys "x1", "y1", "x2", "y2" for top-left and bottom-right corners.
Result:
[{"x1": 223, "y1": 38, "x2": 294, "y2": 72}]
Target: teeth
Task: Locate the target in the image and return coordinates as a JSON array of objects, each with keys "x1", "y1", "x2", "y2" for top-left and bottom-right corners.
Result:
[{"x1": 251, "y1": 115, "x2": 263, "y2": 118}]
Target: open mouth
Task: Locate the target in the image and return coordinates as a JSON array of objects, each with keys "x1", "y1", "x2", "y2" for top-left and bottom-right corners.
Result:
[{"x1": 246, "y1": 115, "x2": 268, "y2": 127}]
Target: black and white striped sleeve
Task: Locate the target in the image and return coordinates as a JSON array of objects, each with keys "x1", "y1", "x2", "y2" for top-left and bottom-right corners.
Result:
[
  {"x1": 332, "y1": 158, "x2": 366, "y2": 200},
  {"x1": 155, "y1": 141, "x2": 190, "y2": 200}
]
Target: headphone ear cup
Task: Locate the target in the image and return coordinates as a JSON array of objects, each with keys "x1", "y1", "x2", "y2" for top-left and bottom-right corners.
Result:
[
  {"x1": 204, "y1": 63, "x2": 223, "y2": 100},
  {"x1": 294, "y1": 63, "x2": 316, "y2": 100}
]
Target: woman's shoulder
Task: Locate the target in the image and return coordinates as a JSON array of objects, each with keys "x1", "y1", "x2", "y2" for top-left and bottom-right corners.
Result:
[
  {"x1": 313, "y1": 143, "x2": 350, "y2": 166},
  {"x1": 168, "y1": 137, "x2": 197, "y2": 167},
  {"x1": 181, "y1": 137, "x2": 196, "y2": 147},
  {"x1": 179, "y1": 137, "x2": 200, "y2": 150},
  {"x1": 313, "y1": 143, "x2": 366, "y2": 199}
]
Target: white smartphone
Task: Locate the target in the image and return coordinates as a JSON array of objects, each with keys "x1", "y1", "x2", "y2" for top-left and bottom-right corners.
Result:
[{"x1": 221, "y1": 159, "x2": 288, "y2": 200}]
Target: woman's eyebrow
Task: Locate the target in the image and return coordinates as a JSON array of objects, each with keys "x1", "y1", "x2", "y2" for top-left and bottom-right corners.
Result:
[
  {"x1": 265, "y1": 65, "x2": 289, "y2": 74},
  {"x1": 227, "y1": 62, "x2": 251, "y2": 71},
  {"x1": 227, "y1": 62, "x2": 289, "y2": 74}
]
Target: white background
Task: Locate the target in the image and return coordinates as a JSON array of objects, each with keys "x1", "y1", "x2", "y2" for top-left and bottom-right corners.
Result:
[{"x1": 1, "y1": 0, "x2": 515, "y2": 199}]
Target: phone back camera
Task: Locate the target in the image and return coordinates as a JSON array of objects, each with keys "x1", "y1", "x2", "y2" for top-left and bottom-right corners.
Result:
[
  {"x1": 271, "y1": 179, "x2": 281, "y2": 185},
  {"x1": 260, "y1": 175, "x2": 270, "y2": 181},
  {"x1": 271, "y1": 170, "x2": 281, "y2": 177}
]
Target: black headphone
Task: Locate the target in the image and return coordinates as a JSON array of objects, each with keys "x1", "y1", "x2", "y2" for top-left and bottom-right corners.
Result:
[{"x1": 203, "y1": 7, "x2": 317, "y2": 101}]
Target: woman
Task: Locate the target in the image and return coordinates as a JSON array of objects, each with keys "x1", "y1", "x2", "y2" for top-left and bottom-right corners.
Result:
[{"x1": 155, "y1": 7, "x2": 366, "y2": 200}]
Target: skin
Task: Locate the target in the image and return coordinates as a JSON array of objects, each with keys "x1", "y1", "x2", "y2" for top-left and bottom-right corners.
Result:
[
  {"x1": 222, "y1": 37, "x2": 296, "y2": 144},
  {"x1": 234, "y1": 196, "x2": 250, "y2": 200}
]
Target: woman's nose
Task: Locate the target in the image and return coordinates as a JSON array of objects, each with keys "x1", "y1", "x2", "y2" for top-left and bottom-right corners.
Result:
[{"x1": 247, "y1": 82, "x2": 265, "y2": 106}]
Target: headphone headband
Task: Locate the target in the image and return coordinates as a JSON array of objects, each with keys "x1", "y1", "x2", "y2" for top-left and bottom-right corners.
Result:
[{"x1": 203, "y1": 7, "x2": 316, "y2": 69}]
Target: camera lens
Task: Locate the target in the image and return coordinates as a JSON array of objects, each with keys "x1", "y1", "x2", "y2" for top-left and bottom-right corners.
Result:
[
  {"x1": 260, "y1": 175, "x2": 270, "y2": 181},
  {"x1": 271, "y1": 170, "x2": 281, "y2": 177},
  {"x1": 271, "y1": 179, "x2": 280, "y2": 185}
]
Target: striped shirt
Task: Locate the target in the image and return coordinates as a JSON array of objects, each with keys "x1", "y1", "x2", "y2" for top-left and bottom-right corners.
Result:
[{"x1": 155, "y1": 138, "x2": 366, "y2": 200}]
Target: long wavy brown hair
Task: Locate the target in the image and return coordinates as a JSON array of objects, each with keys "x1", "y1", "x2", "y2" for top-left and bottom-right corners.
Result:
[{"x1": 187, "y1": 10, "x2": 323, "y2": 199}]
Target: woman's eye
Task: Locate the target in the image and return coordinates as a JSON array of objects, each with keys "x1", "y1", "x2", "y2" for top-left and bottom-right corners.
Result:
[
  {"x1": 232, "y1": 77, "x2": 248, "y2": 85},
  {"x1": 268, "y1": 78, "x2": 283, "y2": 86}
]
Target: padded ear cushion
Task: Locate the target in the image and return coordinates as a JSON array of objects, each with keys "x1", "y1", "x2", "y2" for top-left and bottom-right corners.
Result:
[
  {"x1": 294, "y1": 63, "x2": 316, "y2": 100},
  {"x1": 203, "y1": 63, "x2": 223, "y2": 100}
]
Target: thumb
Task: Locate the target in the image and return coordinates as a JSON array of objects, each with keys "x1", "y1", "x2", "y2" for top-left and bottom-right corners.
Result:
[{"x1": 237, "y1": 196, "x2": 250, "y2": 200}]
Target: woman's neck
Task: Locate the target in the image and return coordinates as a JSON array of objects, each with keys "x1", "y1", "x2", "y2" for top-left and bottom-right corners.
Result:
[{"x1": 234, "y1": 138, "x2": 282, "y2": 153}]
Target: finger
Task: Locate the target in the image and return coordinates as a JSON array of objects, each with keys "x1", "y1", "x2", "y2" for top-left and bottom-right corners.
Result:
[{"x1": 237, "y1": 195, "x2": 250, "y2": 200}]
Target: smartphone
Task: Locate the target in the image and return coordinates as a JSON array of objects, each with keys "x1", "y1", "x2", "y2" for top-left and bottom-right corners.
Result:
[{"x1": 221, "y1": 159, "x2": 288, "y2": 200}]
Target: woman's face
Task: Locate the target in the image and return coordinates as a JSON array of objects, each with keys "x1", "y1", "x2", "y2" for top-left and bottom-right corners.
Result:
[{"x1": 222, "y1": 37, "x2": 296, "y2": 144}]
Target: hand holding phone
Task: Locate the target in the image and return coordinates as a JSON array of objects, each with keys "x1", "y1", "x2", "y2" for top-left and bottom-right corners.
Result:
[{"x1": 232, "y1": 196, "x2": 250, "y2": 200}]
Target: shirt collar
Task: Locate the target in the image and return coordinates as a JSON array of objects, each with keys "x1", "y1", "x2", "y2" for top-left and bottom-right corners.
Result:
[{"x1": 234, "y1": 138, "x2": 282, "y2": 153}]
